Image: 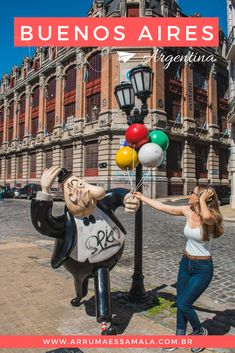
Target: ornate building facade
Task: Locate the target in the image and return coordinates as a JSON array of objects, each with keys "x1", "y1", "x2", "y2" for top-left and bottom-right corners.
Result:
[
  {"x1": 0, "y1": 0, "x2": 230, "y2": 197},
  {"x1": 227, "y1": 0, "x2": 235, "y2": 208}
]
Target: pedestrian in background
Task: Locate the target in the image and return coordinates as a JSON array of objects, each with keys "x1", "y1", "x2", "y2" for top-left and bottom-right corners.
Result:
[{"x1": 134, "y1": 184, "x2": 224, "y2": 353}]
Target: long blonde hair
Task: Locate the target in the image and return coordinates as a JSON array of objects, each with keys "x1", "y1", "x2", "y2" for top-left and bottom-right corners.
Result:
[{"x1": 191, "y1": 184, "x2": 224, "y2": 241}]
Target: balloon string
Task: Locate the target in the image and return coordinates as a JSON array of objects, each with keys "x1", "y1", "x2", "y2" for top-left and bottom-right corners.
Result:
[
  {"x1": 127, "y1": 167, "x2": 134, "y2": 191},
  {"x1": 134, "y1": 167, "x2": 151, "y2": 192}
]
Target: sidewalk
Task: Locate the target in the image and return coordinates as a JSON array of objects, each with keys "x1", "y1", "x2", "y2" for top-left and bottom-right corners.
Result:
[{"x1": 0, "y1": 236, "x2": 233, "y2": 353}]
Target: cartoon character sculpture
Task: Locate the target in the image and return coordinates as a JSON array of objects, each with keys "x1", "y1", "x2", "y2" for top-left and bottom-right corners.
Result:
[{"x1": 31, "y1": 166, "x2": 139, "y2": 335}]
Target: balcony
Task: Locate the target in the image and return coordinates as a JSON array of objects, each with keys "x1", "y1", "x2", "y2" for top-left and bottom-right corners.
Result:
[{"x1": 227, "y1": 26, "x2": 235, "y2": 61}]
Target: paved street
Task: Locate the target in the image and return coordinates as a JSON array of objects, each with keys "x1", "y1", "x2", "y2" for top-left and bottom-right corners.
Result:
[
  {"x1": 0, "y1": 199, "x2": 234, "y2": 353},
  {"x1": 0, "y1": 199, "x2": 234, "y2": 306}
]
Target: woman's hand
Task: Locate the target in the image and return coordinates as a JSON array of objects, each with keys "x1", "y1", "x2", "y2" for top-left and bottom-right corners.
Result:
[
  {"x1": 133, "y1": 191, "x2": 143, "y2": 201},
  {"x1": 200, "y1": 189, "x2": 214, "y2": 203}
]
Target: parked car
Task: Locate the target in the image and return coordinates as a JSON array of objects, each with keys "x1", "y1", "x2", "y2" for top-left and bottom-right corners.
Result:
[
  {"x1": 13, "y1": 187, "x2": 22, "y2": 199},
  {"x1": 212, "y1": 185, "x2": 231, "y2": 206},
  {"x1": 50, "y1": 187, "x2": 64, "y2": 201},
  {"x1": 19, "y1": 184, "x2": 41, "y2": 200},
  {"x1": 2, "y1": 186, "x2": 14, "y2": 198}
]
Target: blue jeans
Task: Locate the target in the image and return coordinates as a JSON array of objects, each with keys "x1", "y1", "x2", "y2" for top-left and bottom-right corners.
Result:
[{"x1": 176, "y1": 255, "x2": 214, "y2": 335}]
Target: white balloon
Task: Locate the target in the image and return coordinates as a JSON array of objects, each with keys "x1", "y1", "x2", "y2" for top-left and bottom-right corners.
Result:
[{"x1": 138, "y1": 143, "x2": 164, "y2": 167}]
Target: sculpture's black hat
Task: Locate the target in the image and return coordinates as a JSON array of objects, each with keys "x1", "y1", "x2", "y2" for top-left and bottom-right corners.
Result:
[{"x1": 58, "y1": 168, "x2": 72, "y2": 184}]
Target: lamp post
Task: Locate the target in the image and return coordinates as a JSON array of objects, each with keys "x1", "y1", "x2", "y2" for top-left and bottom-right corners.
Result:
[{"x1": 114, "y1": 65, "x2": 154, "y2": 302}]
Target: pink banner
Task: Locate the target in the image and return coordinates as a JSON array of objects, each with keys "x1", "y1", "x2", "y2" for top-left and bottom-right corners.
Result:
[
  {"x1": 0, "y1": 335, "x2": 234, "y2": 348},
  {"x1": 14, "y1": 17, "x2": 219, "y2": 47}
]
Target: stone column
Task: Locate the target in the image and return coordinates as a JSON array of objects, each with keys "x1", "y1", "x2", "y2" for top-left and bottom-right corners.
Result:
[
  {"x1": 208, "y1": 144, "x2": 220, "y2": 184},
  {"x1": 98, "y1": 134, "x2": 111, "y2": 190},
  {"x1": 13, "y1": 92, "x2": 19, "y2": 141},
  {"x1": 55, "y1": 62, "x2": 63, "y2": 128},
  {"x1": 151, "y1": 48, "x2": 167, "y2": 129},
  {"x1": 22, "y1": 151, "x2": 29, "y2": 184},
  {"x1": 74, "y1": 49, "x2": 86, "y2": 134},
  {"x1": 1, "y1": 158, "x2": 6, "y2": 184},
  {"x1": 53, "y1": 145, "x2": 62, "y2": 168},
  {"x1": 11, "y1": 154, "x2": 17, "y2": 186},
  {"x1": 38, "y1": 74, "x2": 46, "y2": 137},
  {"x1": 183, "y1": 139, "x2": 197, "y2": 195},
  {"x1": 24, "y1": 84, "x2": 31, "y2": 138},
  {"x1": 73, "y1": 140, "x2": 83, "y2": 178},
  {"x1": 36, "y1": 148, "x2": 44, "y2": 179},
  {"x1": 99, "y1": 48, "x2": 113, "y2": 128},
  {"x1": 182, "y1": 55, "x2": 195, "y2": 133},
  {"x1": 3, "y1": 99, "x2": 8, "y2": 144},
  {"x1": 208, "y1": 64, "x2": 219, "y2": 138}
]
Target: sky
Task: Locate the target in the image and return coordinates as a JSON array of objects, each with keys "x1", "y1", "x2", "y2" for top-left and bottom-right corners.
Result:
[{"x1": 0, "y1": 0, "x2": 227, "y2": 80}]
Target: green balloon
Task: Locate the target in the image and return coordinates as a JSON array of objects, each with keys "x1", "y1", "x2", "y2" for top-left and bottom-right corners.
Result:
[{"x1": 149, "y1": 130, "x2": 169, "y2": 151}]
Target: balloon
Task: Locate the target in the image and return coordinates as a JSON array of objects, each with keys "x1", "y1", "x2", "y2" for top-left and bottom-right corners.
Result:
[
  {"x1": 138, "y1": 143, "x2": 164, "y2": 168},
  {"x1": 124, "y1": 140, "x2": 129, "y2": 146},
  {"x1": 126, "y1": 124, "x2": 149, "y2": 149},
  {"x1": 115, "y1": 146, "x2": 139, "y2": 170},
  {"x1": 149, "y1": 130, "x2": 169, "y2": 151}
]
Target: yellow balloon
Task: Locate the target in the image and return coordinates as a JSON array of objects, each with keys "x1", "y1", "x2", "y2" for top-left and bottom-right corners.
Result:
[{"x1": 116, "y1": 146, "x2": 139, "y2": 170}]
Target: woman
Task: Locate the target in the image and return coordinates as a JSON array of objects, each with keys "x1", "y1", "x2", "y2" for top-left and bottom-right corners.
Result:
[{"x1": 134, "y1": 185, "x2": 224, "y2": 353}]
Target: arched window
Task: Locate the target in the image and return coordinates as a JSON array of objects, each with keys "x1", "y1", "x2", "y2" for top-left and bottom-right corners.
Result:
[
  {"x1": 46, "y1": 77, "x2": 56, "y2": 134},
  {"x1": 0, "y1": 106, "x2": 4, "y2": 145},
  {"x1": 86, "y1": 53, "x2": 101, "y2": 123},
  {"x1": 64, "y1": 66, "x2": 76, "y2": 126},
  {"x1": 19, "y1": 94, "x2": 26, "y2": 141},
  {"x1": 31, "y1": 86, "x2": 39, "y2": 138},
  {"x1": 8, "y1": 101, "x2": 14, "y2": 142}
]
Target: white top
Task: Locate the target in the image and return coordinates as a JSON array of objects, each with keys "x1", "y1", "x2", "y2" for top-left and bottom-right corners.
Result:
[
  {"x1": 184, "y1": 210, "x2": 212, "y2": 256},
  {"x1": 70, "y1": 207, "x2": 125, "y2": 263}
]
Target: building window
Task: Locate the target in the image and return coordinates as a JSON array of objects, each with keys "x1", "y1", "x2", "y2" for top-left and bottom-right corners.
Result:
[
  {"x1": 127, "y1": 4, "x2": 139, "y2": 17},
  {"x1": 46, "y1": 111, "x2": 55, "y2": 134},
  {"x1": 87, "y1": 53, "x2": 101, "y2": 83},
  {"x1": 86, "y1": 93, "x2": 101, "y2": 123},
  {"x1": 47, "y1": 77, "x2": 56, "y2": 100},
  {"x1": 7, "y1": 158, "x2": 11, "y2": 178},
  {"x1": 217, "y1": 73, "x2": 228, "y2": 133},
  {"x1": 63, "y1": 146, "x2": 73, "y2": 171},
  {"x1": 85, "y1": 141, "x2": 98, "y2": 177},
  {"x1": 64, "y1": 66, "x2": 76, "y2": 93},
  {"x1": 167, "y1": 141, "x2": 182, "y2": 177},
  {"x1": 8, "y1": 127, "x2": 13, "y2": 143},
  {"x1": 33, "y1": 59, "x2": 40, "y2": 72},
  {"x1": 32, "y1": 87, "x2": 40, "y2": 108},
  {"x1": 0, "y1": 107, "x2": 4, "y2": 145},
  {"x1": 30, "y1": 153, "x2": 36, "y2": 178},
  {"x1": 194, "y1": 102, "x2": 207, "y2": 128},
  {"x1": 20, "y1": 95, "x2": 26, "y2": 114},
  {"x1": 193, "y1": 64, "x2": 207, "y2": 89},
  {"x1": 17, "y1": 155, "x2": 23, "y2": 179},
  {"x1": 10, "y1": 77, "x2": 15, "y2": 88},
  {"x1": 31, "y1": 117, "x2": 38, "y2": 138},
  {"x1": 64, "y1": 102, "x2": 75, "y2": 122},
  {"x1": 166, "y1": 94, "x2": 181, "y2": 122},
  {"x1": 45, "y1": 150, "x2": 53, "y2": 169},
  {"x1": 19, "y1": 122, "x2": 25, "y2": 141},
  {"x1": 219, "y1": 149, "x2": 229, "y2": 179},
  {"x1": 195, "y1": 145, "x2": 208, "y2": 179}
]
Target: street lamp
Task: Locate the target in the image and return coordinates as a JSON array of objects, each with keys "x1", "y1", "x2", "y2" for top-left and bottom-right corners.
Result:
[{"x1": 114, "y1": 65, "x2": 154, "y2": 303}]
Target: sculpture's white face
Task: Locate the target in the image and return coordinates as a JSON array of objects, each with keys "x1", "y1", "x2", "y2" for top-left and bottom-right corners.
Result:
[{"x1": 63, "y1": 176, "x2": 105, "y2": 217}]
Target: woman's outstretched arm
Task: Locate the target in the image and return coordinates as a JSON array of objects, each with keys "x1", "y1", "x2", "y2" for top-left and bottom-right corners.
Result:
[{"x1": 133, "y1": 192, "x2": 189, "y2": 216}]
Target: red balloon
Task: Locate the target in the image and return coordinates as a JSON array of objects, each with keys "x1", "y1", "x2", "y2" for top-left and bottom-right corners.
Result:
[{"x1": 125, "y1": 124, "x2": 149, "y2": 149}]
